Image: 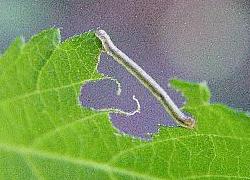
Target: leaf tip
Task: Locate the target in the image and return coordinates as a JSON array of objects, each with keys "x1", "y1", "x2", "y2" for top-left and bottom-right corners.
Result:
[{"x1": 169, "y1": 78, "x2": 211, "y2": 107}]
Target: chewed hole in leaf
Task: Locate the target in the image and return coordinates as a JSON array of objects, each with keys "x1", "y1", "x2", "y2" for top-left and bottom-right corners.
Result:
[
  {"x1": 79, "y1": 78, "x2": 141, "y2": 116},
  {"x1": 80, "y1": 54, "x2": 177, "y2": 139}
]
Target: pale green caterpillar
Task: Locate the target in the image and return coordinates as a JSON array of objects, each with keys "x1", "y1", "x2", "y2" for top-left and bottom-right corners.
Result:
[{"x1": 95, "y1": 30, "x2": 195, "y2": 129}]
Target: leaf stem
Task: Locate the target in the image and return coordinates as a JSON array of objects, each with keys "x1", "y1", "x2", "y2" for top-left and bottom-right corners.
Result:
[{"x1": 95, "y1": 30, "x2": 195, "y2": 129}]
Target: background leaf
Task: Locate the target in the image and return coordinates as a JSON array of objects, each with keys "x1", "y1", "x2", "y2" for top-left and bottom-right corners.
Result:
[{"x1": 0, "y1": 29, "x2": 249, "y2": 179}]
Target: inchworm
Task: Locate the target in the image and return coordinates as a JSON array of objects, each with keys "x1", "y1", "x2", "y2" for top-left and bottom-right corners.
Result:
[{"x1": 95, "y1": 30, "x2": 195, "y2": 129}]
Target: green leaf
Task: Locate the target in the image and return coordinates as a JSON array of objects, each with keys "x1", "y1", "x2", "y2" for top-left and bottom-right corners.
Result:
[
  {"x1": 0, "y1": 37, "x2": 25, "y2": 76},
  {"x1": 0, "y1": 28, "x2": 249, "y2": 180}
]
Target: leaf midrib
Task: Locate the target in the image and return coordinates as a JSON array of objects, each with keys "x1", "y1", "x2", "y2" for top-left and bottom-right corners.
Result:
[
  {"x1": 0, "y1": 133, "x2": 248, "y2": 180},
  {"x1": 0, "y1": 143, "x2": 162, "y2": 180}
]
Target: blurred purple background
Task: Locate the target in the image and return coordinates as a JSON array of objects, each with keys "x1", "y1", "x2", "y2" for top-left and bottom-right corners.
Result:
[{"x1": 1, "y1": 0, "x2": 249, "y2": 138}]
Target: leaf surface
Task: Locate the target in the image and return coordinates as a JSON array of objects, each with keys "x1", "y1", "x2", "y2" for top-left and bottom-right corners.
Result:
[{"x1": 0, "y1": 29, "x2": 249, "y2": 180}]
